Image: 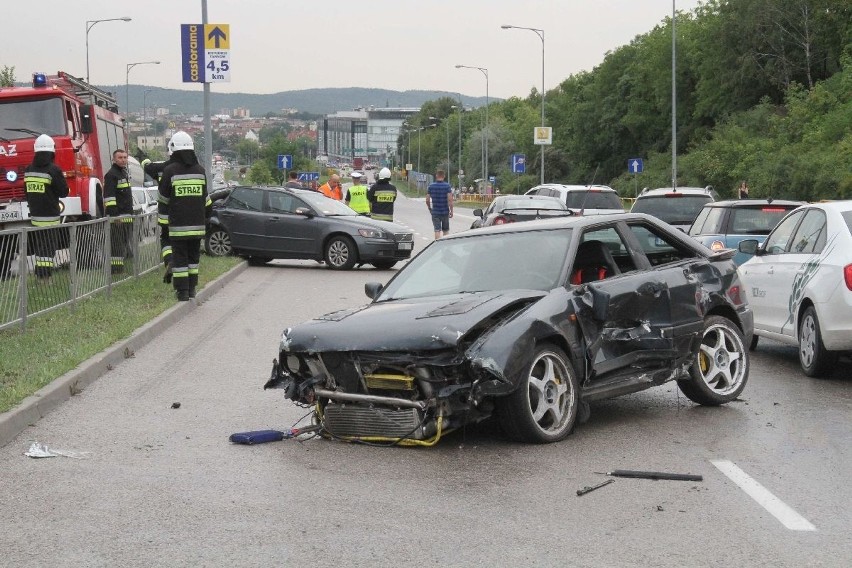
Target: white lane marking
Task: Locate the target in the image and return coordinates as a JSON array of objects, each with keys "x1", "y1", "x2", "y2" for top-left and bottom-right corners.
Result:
[{"x1": 711, "y1": 460, "x2": 816, "y2": 531}]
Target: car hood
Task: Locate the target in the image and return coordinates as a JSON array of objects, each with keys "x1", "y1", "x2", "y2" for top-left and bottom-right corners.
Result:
[
  {"x1": 281, "y1": 290, "x2": 547, "y2": 353},
  {"x1": 324, "y1": 214, "x2": 408, "y2": 234}
]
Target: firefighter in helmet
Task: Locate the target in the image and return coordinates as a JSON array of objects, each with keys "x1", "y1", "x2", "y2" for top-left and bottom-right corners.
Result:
[
  {"x1": 24, "y1": 134, "x2": 69, "y2": 280},
  {"x1": 367, "y1": 167, "x2": 398, "y2": 222},
  {"x1": 103, "y1": 148, "x2": 134, "y2": 273},
  {"x1": 158, "y1": 132, "x2": 211, "y2": 301}
]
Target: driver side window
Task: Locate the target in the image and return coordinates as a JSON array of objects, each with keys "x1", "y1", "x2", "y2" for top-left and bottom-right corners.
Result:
[{"x1": 763, "y1": 210, "x2": 804, "y2": 255}]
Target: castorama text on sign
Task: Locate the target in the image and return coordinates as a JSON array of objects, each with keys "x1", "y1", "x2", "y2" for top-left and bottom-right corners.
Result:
[{"x1": 181, "y1": 24, "x2": 202, "y2": 82}]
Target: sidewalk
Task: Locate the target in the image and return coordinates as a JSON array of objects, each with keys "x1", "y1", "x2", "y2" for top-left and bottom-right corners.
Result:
[{"x1": 0, "y1": 262, "x2": 247, "y2": 447}]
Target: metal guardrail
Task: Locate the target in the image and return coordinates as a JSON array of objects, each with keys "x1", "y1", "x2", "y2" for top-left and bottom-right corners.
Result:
[{"x1": 0, "y1": 212, "x2": 161, "y2": 332}]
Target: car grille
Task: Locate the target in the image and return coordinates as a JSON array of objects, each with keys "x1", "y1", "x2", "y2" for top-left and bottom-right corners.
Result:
[
  {"x1": 323, "y1": 404, "x2": 423, "y2": 438},
  {"x1": 394, "y1": 232, "x2": 413, "y2": 242}
]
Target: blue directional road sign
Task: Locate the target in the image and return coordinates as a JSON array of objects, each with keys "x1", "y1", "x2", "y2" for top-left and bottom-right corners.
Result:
[
  {"x1": 277, "y1": 154, "x2": 293, "y2": 170},
  {"x1": 628, "y1": 158, "x2": 644, "y2": 174},
  {"x1": 511, "y1": 153, "x2": 526, "y2": 174},
  {"x1": 298, "y1": 172, "x2": 320, "y2": 181}
]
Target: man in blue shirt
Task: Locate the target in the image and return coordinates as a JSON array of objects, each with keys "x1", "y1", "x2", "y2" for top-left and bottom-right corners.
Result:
[{"x1": 426, "y1": 170, "x2": 454, "y2": 239}]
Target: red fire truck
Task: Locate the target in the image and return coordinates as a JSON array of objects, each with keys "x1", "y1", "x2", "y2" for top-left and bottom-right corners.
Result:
[{"x1": 0, "y1": 71, "x2": 127, "y2": 229}]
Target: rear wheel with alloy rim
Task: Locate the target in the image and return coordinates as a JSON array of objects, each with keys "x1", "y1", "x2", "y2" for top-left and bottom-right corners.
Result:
[
  {"x1": 205, "y1": 228, "x2": 232, "y2": 256},
  {"x1": 678, "y1": 315, "x2": 748, "y2": 405}
]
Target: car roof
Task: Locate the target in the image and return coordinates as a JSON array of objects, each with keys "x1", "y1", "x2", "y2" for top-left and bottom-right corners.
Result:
[
  {"x1": 805, "y1": 200, "x2": 852, "y2": 212},
  {"x1": 639, "y1": 186, "x2": 716, "y2": 197},
  {"x1": 527, "y1": 183, "x2": 617, "y2": 194}
]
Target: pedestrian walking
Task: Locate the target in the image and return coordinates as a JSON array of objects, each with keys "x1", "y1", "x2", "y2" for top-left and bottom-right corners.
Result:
[
  {"x1": 103, "y1": 149, "x2": 134, "y2": 273},
  {"x1": 345, "y1": 171, "x2": 370, "y2": 215},
  {"x1": 158, "y1": 131, "x2": 211, "y2": 301},
  {"x1": 367, "y1": 167, "x2": 398, "y2": 222},
  {"x1": 318, "y1": 174, "x2": 343, "y2": 200},
  {"x1": 24, "y1": 134, "x2": 69, "y2": 280},
  {"x1": 426, "y1": 169, "x2": 454, "y2": 239}
]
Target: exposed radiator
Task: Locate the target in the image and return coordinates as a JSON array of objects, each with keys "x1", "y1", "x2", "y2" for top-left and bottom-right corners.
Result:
[{"x1": 323, "y1": 404, "x2": 423, "y2": 439}]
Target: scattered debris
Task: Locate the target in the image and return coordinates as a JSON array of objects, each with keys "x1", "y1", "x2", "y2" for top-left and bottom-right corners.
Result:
[
  {"x1": 229, "y1": 425, "x2": 322, "y2": 445},
  {"x1": 24, "y1": 442, "x2": 88, "y2": 459},
  {"x1": 603, "y1": 469, "x2": 703, "y2": 482},
  {"x1": 171, "y1": 402, "x2": 181, "y2": 409},
  {"x1": 577, "y1": 478, "x2": 614, "y2": 496},
  {"x1": 656, "y1": 505, "x2": 665, "y2": 512}
]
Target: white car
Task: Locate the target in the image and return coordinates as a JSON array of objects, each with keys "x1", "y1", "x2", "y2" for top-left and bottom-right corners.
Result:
[
  {"x1": 524, "y1": 184, "x2": 624, "y2": 215},
  {"x1": 738, "y1": 201, "x2": 852, "y2": 376}
]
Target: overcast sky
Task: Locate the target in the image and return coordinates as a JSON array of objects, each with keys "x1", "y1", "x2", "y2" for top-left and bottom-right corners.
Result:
[{"x1": 8, "y1": 0, "x2": 703, "y2": 100}]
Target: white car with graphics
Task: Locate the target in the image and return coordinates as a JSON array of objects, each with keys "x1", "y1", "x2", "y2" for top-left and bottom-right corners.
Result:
[{"x1": 738, "y1": 201, "x2": 852, "y2": 376}]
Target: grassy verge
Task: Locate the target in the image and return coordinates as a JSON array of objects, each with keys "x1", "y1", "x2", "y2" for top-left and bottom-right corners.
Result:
[{"x1": 0, "y1": 256, "x2": 241, "y2": 413}]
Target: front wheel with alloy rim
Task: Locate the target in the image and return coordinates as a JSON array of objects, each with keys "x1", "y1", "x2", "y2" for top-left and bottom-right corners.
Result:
[
  {"x1": 496, "y1": 345, "x2": 579, "y2": 443},
  {"x1": 798, "y1": 306, "x2": 836, "y2": 377},
  {"x1": 324, "y1": 235, "x2": 358, "y2": 270},
  {"x1": 205, "y1": 228, "x2": 233, "y2": 256},
  {"x1": 678, "y1": 315, "x2": 749, "y2": 405}
]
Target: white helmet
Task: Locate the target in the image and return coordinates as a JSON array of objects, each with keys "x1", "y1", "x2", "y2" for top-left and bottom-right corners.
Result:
[
  {"x1": 378, "y1": 167, "x2": 391, "y2": 180},
  {"x1": 34, "y1": 134, "x2": 55, "y2": 153},
  {"x1": 168, "y1": 131, "x2": 194, "y2": 153}
]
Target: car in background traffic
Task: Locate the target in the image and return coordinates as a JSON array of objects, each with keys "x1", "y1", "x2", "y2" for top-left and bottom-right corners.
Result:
[
  {"x1": 689, "y1": 199, "x2": 805, "y2": 265},
  {"x1": 205, "y1": 186, "x2": 414, "y2": 270},
  {"x1": 738, "y1": 201, "x2": 852, "y2": 376},
  {"x1": 470, "y1": 194, "x2": 572, "y2": 229},
  {"x1": 524, "y1": 184, "x2": 624, "y2": 215},
  {"x1": 266, "y1": 212, "x2": 752, "y2": 445},
  {"x1": 631, "y1": 186, "x2": 719, "y2": 231}
]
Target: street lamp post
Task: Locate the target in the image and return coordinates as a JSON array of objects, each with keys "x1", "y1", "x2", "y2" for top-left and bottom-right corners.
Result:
[
  {"x1": 142, "y1": 88, "x2": 154, "y2": 151},
  {"x1": 455, "y1": 64, "x2": 488, "y2": 189},
  {"x1": 125, "y1": 61, "x2": 160, "y2": 115},
  {"x1": 445, "y1": 112, "x2": 452, "y2": 180},
  {"x1": 456, "y1": 96, "x2": 463, "y2": 188},
  {"x1": 502, "y1": 24, "x2": 545, "y2": 184},
  {"x1": 86, "y1": 17, "x2": 132, "y2": 83}
]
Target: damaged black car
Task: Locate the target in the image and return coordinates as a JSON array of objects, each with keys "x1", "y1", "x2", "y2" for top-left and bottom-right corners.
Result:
[{"x1": 265, "y1": 213, "x2": 753, "y2": 445}]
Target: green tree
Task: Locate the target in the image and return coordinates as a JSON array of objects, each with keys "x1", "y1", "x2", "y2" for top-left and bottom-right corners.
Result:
[{"x1": 0, "y1": 65, "x2": 14, "y2": 87}]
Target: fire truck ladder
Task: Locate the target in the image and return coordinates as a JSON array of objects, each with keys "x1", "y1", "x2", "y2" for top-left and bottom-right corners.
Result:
[{"x1": 54, "y1": 71, "x2": 120, "y2": 113}]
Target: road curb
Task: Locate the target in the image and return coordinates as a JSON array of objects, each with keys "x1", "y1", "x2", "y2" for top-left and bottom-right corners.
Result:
[{"x1": 0, "y1": 261, "x2": 248, "y2": 448}]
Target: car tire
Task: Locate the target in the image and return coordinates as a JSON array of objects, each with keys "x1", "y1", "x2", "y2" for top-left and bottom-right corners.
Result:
[
  {"x1": 324, "y1": 235, "x2": 358, "y2": 270},
  {"x1": 798, "y1": 306, "x2": 836, "y2": 377},
  {"x1": 371, "y1": 260, "x2": 397, "y2": 270},
  {"x1": 678, "y1": 315, "x2": 749, "y2": 405},
  {"x1": 246, "y1": 256, "x2": 272, "y2": 266},
  {"x1": 205, "y1": 228, "x2": 232, "y2": 257},
  {"x1": 496, "y1": 345, "x2": 579, "y2": 443}
]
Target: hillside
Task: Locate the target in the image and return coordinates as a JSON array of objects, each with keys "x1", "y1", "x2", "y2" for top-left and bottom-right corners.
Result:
[{"x1": 107, "y1": 85, "x2": 491, "y2": 116}]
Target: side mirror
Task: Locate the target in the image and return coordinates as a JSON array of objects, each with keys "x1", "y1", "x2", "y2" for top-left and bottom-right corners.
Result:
[
  {"x1": 738, "y1": 239, "x2": 759, "y2": 255},
  {"x1": 294, "y1": 207, "x2": 314, "y2": 218},
  {"x1": 364, "y1": 282, "x2": 383, "y2": 300},
  {"x1": 80, "y1": 104, "x2": 94, "y2": 134},
  {"x1": 473, "y1": 208, "x2": 483, "y2": 217}
]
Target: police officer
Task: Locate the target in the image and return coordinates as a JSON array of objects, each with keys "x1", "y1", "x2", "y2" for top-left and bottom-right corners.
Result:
[
  {"x1": 143, "y1": 154, "x2": 176, "y2": 282},
  {"x1": 158, "y1": 132, "x2": 211, "y2": 301},
  {"x1": 25, "y1": 134, "x2": 69, "y2": 280},
  {"x1": 367, "y1": 167, "x2": 398, "y2": 222},
  {"x1": 103, "y1": 149, "x2": 134, "y2": 273},
  {"x1": 344, "y1": 171, "x2": 370, "y2": 215}
]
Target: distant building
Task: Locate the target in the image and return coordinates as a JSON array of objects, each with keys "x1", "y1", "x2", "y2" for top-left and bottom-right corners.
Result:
[
  {"x1": 319, "y1": 107, "x2": 419, "y2": 167},
  {"x1": 244, "y1": 130, "x2": 259, "y2": 143},
  {"x1": 233, "y1": 107, "x2": 250, "y2": 118}
]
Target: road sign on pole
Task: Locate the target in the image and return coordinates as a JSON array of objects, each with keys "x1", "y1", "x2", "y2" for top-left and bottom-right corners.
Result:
[
  {"x1": 181, "y1": 23, "x2": 230, "y2": 83},
  {"x1": 277, "y1": 154, "x2": 293, "y2": 170},
  {"x1": 511, "y1": 153, "x2": 526, "y2": 174},
  {"x1": 297, "y1": 172, "x2": 320, "y2": 181},
  {"x1": 628, "y1": 158, "x2": 644, "y2": 174}
]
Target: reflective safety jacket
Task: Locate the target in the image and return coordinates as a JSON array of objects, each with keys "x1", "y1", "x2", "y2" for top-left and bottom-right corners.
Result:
[
  {"x1": 367, "y1": 181, "x2": 398, "y2": 222},
  {"x1": 24, "y1": 161, "x2": 70, "y2": 226},
  {"x1": 158, "y1": 162, "x2": 212, "y2": 240},
  {"x1": 318, "y1": 181, "x2": 343, "y2": 201},
  {"x1": 103, "y1": 163, "x2": 134, "y2": 217},
  {"x1": 346, "y1": 184, "x2": 370, "y2": 214}
]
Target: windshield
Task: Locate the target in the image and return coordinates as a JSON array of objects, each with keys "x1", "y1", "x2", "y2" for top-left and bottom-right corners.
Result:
[
  {"x1": 299, "y1": 191, "x2": 358, "y2": 216},
  {"x1": 729, "y1": 206, "x2": 798, "y2": 235},
  {"x1": 565, "y1": 191, "x2": 623, "y2": 209},
  {"x1": 0, "y1": 98, "x2": 67, "y2": 140},
  {"x1": 632, "y1": 195, "x2": 711, "y2": 224},
  {"x1": 378, "y1": 229, "x2": 573, "y2": 300}
]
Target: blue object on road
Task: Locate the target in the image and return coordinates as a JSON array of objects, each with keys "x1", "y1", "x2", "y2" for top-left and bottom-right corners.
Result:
[{"x1": 229, "y1": 430, "x2": 285, "y2": 444}]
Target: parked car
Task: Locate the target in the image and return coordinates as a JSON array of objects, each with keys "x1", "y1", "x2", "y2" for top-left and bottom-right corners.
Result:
[
  {"x1": 205, "y1": 186, "x2": 414, "y2": 270},
  {"x1": 470, "y1": 194, "x2": 572, "y2": 229},
  {"x1": 631, "y1": 186, "x2": 719, "y2": 231},
  {"x1": 265, "y1": 212, "x2": 752, "y2": 445},
  {"x1": 524, "y1": 184, "x2": 624, "y2": 215},
  {"x1": 689, "y1": 199, "x2": 805, "y2": 265},
  {"x1": 738, "y1": 201, "x2": 852, "y2": 376}
]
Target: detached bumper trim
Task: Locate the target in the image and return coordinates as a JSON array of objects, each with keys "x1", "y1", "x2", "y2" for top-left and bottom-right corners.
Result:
[{"x1": 314, "y1": 388, "x2": 427, "y2": 410}]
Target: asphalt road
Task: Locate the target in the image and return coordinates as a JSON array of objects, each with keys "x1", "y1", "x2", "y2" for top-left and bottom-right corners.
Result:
[{"x1": 1, "y1": 194, "x2": 850, "y2": 567}]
